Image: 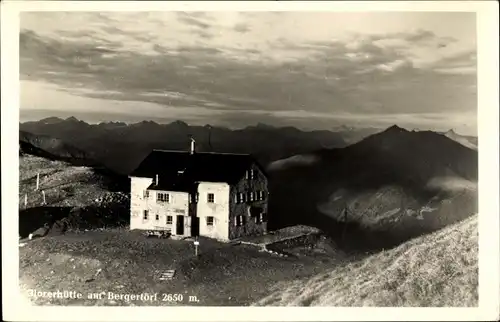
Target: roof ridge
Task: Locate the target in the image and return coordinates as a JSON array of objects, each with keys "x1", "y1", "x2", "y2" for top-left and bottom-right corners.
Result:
[
  {"x1": 152, "y1": 149, "x2": 188, "y2": 153},
  {"x1": 152, "y1": 149, "x2": 251, "y2": 156}
]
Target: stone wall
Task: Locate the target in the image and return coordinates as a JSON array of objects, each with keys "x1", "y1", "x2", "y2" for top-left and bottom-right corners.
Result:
[{"x1": 265, "y1": 233, "x2": 321, "y2": 252}]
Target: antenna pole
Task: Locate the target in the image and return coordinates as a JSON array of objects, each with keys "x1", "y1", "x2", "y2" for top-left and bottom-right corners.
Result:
[{"x1": 208, "y1": 125, "x2": 213, "y2": 152}]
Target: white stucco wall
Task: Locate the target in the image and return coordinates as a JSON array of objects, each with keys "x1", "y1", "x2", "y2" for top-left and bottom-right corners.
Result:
[
  {"x1": 130, "y1": 176, "x2": 153, "y2": 230},
  {"x1": 196, "y1": 182, "x2": 230, "y2": 241},
  {"x1": 129, "y1": 176, "x2": 190, "y2": 235}
]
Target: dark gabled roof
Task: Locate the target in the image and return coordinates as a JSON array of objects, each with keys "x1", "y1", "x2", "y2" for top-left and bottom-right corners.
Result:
[
  {"x1": 130, "y1": 150, "x2": 265, "y2": 190},
  {"x1": 147, "y1": 180, "x2": 195, "y2": 193}
]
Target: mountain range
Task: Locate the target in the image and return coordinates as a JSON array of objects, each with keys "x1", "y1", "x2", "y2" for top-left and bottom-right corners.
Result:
[
  {"x1": 20, "y1": 117, "x2": 354, "y2": 174},
  {"x1": 19, "y1": 117, "x2": 478, "y2": 252},
  {"x1": 267, "y1": 125, "x2": 478, "y2": 251}
]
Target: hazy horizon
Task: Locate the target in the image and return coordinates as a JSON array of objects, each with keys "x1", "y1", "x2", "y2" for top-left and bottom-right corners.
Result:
[
  {"x1": 20, "y1": 113, "x2": 479, "y2": 137},
  {"x1": 20, "y1": 11, "x2": 477, "y2": 135}
]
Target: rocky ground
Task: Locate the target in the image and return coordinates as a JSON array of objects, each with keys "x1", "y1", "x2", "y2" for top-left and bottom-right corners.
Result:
[
  {"x1": 19, "y1": 154, "x2": 130, "y2": 238},
  {"x1": 19, "y1": 228, "x2": 346, "y2": 306}
]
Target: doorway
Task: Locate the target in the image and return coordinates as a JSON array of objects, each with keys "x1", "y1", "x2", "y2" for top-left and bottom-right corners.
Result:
[
  {"x1": 176, "y1": 215, "x2": 184, "y2": 235},
  {"x1": 191, "y1": 217, "x2": 200, "y2": 237}
]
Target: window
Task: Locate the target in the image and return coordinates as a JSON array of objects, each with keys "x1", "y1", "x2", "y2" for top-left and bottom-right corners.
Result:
[
  {"x1": 248, "y1": 206, "x2": 262, "y2": 217},
  {"x1": 157, "y1": 192, "x2": 169, "y2": 203},
  {"x1": 248, "y1": 192, "x2": 254, "y2": 202},
  {"x1": 246, "y1": 169, "x2": 255, "y2": 180},
  {"x1": 257, "y1": 191, "x2": 266, "y2": 201},
  {"x1": 155, "y1": 214, "x2": 160, "y2": 221},
  {"x1": 239, "y1": 192, "x2": 245, "y2": 203},
  {"x1": 207, "y1": 193, "x2": 215, "y2": 203},
  {"x1": 235, "y1": 215, "x2": 245, "y2": 227},
  {"x1": 143, "y1": 190, "x2": 149, "y2": 199},
  {"x1": 206, "y1": 216, "x2": 214, "y2": 226},
  {"x1": 143, "y1": 210, "x2": 149, "y2": 220},
  {"x1": 257, "y1": 213, "x2": 267, "y2": 224},
  {"x1": 166, "y1": 215, "x2": 173, "y2": 225}
]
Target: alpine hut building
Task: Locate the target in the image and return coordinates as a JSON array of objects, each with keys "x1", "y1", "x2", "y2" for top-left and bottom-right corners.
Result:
[{"x1": 128, "y1": 139, "x2": 269, "y2": 241}]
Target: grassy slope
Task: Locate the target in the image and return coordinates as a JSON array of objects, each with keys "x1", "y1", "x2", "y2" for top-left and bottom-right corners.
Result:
[
  {"x1": 254, "y1": 214, "x2": 478, "y2": 307},
  {"x1": 19, "y1": 154, "x2": 118, "y2": 208}
]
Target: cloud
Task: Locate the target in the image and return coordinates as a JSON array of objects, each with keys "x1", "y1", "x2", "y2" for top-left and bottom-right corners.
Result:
[
  {"x1": 233, "y1": 23, "x2": 250, "y2": 33},
  {"x1": 176, "y1": 12, "x2": 213, "y2": 29},
  {"x1": 19, "y1": 12, "x2": 477, "y2": 134}
]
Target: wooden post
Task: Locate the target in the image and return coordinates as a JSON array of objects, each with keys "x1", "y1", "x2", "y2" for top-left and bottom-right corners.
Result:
[
  {"x1": 35, "y1": 173, "x2": 40, "y2": 191},
  {"x1": 194, "y1": 237, "x2": 199, "y2": 257}
]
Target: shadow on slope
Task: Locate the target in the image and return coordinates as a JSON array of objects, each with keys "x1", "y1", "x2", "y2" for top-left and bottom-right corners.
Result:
[{"x1": 19, "y1": 204, "x2": 130, "y2": 238}]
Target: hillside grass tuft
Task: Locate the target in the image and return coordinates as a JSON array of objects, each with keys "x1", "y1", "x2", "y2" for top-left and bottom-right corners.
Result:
[{"x1": 254, "y1": 214, "x2": 478, "y2": 307}]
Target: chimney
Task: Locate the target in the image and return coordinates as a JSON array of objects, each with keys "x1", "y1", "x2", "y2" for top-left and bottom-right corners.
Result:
[
  {"x1": 190, "y1": 137, "x2": 196, "y2": 155},
  {"x1": 156, "y1": 174, "x2": 159, "y2": 185}
]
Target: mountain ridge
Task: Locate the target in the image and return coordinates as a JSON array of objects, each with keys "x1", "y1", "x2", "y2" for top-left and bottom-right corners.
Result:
[
  {"x1": 20, "y1": 117, "x2": 350, "y2": 175},
  {"x1": 267, "y1": 125, "x2": 478, "y2": 251}
]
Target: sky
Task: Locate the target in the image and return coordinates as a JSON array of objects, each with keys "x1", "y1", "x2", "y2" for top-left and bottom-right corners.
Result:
[{"x1": 20, "y1": 11, "x2": 477, "y2": 134}]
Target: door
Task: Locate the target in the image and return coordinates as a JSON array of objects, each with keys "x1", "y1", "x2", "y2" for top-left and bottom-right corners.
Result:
[
  {"x1": 176, "y1": 215, "x2": 184, "y2": 235},
  {"x1": 191, "y1": 217, "x2": 200, "y2": 237}
]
